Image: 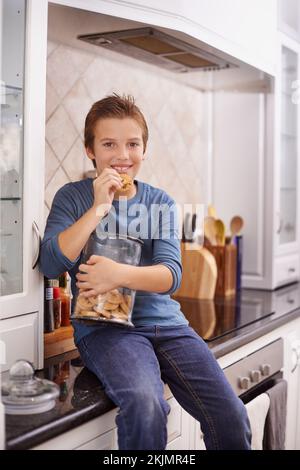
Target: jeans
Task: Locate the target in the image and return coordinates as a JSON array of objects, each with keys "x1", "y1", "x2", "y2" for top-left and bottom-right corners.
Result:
[{"x1": 77, "y1": 324, "x2": 251, "y2": 450}]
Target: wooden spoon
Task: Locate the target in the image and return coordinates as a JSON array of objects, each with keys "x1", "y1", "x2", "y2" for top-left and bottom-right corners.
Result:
[
  {"x1": 204, "y1": 216, "x2": 217, "y2": 245},
  {"x1": 208, "y1": 204, "x2": 217, "y2": 219},
  {"x1": 215, "y1": 219, "x2": 226, "y2": 246},
  {"x1": 230, "y1": 216, "x2": 244, "y2": 243}
]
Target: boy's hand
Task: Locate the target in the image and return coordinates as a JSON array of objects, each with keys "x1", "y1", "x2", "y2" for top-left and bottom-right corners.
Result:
[
  {"x1": 92, "y1": 168, "x2": 123, "y2": 217},
  {"x1": 76, "y1": 255, "x2": 121, "y2": 297}
]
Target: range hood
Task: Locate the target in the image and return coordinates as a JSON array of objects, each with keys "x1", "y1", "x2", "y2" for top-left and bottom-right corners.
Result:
[{"x1": 77, "y1": 27, "x2": 235, "y2": 73}]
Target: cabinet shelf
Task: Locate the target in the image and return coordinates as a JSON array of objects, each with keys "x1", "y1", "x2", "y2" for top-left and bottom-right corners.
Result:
[
  {"x1": 0, "y1": 197, "x2": 21, "y2": 201},
  {"x1": 4, "y1": 84, "x2": 22, "y2": 92}
]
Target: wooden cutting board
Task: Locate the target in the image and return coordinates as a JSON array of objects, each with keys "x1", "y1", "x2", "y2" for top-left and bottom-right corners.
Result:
[{"x1": 174, "y1": 242, "x2": 217, "y2": 299}]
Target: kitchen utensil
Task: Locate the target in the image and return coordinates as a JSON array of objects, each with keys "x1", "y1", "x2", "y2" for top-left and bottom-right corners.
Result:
[
  {"x1": 182, "y1": 212, "x2": 197, "y2": 243},
  {"x1": 215, "y1": 219, "x2": 226, "y2": 246},
  {"x1": 182, "y1": 213, "x2": 191, "y2": 242},
  {"x1": 208, "y1": 204, "x2": 217, "y2": 219},
  {"x1": 191, "y1": 213, "x2": 197, "y2": 240},
  {"x1": 230, "y1": 215, "x2": 244, "y2": 242},
  {"x1": 206, "y1": 244, "x2": 237, "y2": 298},
  {"x1": 173, "y1": 243, "x2": 217, "y2": 299},
  {"x1": 204, "y1": 216, "x2": 217, "y2": 245},
  {"x1": 72, "y1": 232, "x2": 143, "y2": 326},
  {"x1": 235, "y1": 235, "x2": 243, "y2": 291}
]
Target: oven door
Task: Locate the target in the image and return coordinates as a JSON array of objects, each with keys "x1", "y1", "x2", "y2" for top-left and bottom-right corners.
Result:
[
  {"x1": 223, "y1": 338, "x2": 284, "y2": 397},
  {"x1": 240, "y1": 371, "x2": 283, "y2": 404},
  {"x1": 223, "y1": 339, "x2": 285, "y2": 450}
]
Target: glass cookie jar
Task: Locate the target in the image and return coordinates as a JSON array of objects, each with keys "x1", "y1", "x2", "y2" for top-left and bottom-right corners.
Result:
[{"x1": 72, "y1": 232, "x2": 143, "y2": 327}]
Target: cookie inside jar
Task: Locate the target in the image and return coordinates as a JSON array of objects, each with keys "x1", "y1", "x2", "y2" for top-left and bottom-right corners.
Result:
[{"x1": 74, "y1": 288, "x2": 134, "y2": 326}]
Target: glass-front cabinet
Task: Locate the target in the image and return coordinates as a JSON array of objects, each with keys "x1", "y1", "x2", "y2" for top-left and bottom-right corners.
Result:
[
  {"x1": 0, "y1": 0, "x2": 48, "y2": 371},
  {"x1": 278, "y1": 0, "x2": 300, "y2": 42},
  {"x1": 0, "y1": 0, "x2": 25, "y2": 297},
  {"x1": 279, "y1": 44, "x2": 298, "y2": 246},
  {"x1": 277, "y1": 35, "x2": 300, "y2": 255}
]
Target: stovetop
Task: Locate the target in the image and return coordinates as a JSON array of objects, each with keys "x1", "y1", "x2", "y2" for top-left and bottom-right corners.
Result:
[{"x1": 174, "y1": 282, "x2": 300, "y2": 344}]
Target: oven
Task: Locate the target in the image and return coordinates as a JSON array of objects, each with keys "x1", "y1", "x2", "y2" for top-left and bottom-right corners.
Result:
[
  {"x1": 223, "y1": 338, "x2": 285, "y2": 449},
  {"x1": 223, "y1": 338, "x2": 283, "y2": 403}
]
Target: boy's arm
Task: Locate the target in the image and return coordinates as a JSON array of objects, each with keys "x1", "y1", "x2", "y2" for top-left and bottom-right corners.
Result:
[
  {"x1": 57, "y1": 206, "x2": 104, "y2": 262},
  {"x1": 117, "y1": 263, "x2": 174, "y2": 293},
  {"x1": 40, "y1": 170, "x2": 121, "y2": 279},
  {"x1": 76, "y1": 256, "x2": 176, "y2": 296},
  {"x1": 40, "y1": 185, "x2": 103, "y2": 278}
]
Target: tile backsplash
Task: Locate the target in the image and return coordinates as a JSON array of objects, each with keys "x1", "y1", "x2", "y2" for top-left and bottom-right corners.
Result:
[{"x1": 45, "y1": 40, "x2": 209, "y2": 221}]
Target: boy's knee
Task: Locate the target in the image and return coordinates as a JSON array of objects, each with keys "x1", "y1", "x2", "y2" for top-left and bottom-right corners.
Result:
[{"x1": 127, "y1": 389, "x2": 169, "y2": 422}]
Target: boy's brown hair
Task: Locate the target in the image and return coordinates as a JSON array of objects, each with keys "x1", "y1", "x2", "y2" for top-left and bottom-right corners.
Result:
[{"x1": 84, "y1": 94, "x2": 149, "y2": 168}]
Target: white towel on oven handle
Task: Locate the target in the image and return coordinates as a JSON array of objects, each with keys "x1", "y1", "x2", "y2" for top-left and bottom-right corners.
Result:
[{"x1": 245, "y1": 393, "x2": 270, "y2": 450}]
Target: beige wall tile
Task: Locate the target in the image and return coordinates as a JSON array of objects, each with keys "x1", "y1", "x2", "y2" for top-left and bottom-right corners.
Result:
[
  {"x1": 62, "y1": 137, "x2": 85, "y2": 182},
  {"x1": 47, "y1": 45, "x2": 79, "y2": 100},
  {"x1": 45, "y1": 41, "x2": 209, "y2": 220},
  {"x1": 45, "y1": 141, "x2": 60, "y2": 187},
  {"x1": 63, "y1": 79, "x2": 92, "y2": 134},
  {"x1": 46, "y1": 105, "x2": 77, "y2": 161},
  {"x1": 45, "y1": 166, "x2": 70, "y2": 208},
  {"x1": 46, "y1": 78, "x2": 60, "y2": 121}
]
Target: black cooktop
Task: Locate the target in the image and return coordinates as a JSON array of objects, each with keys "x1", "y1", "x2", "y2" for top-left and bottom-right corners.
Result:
[{"x1": 175, "y1": 291, "x2": 276, "y2": 343}]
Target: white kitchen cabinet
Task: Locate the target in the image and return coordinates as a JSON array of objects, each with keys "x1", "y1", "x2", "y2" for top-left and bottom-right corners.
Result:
[
  {"x1": 32, "y1": 393, "x2": 191, "y2": 450},
  {"x1": 75, "y1": 429, "x2": 117, "y2": 451},
  {"x1": 275, "y1": 35, "x2": 300, "y2": 258},
  {"x1": 278, "y1": 0, "x2": 300, "y2": 42},
  {"x1": 32, "y1": 408, "x2": 118, "y2": 450},
  {"x1": 0, "y1": 0, "x2": 47, "y2": 368},
  {"x1": 218, "y1": 317, "x2": 300, "y2": 450},
  {"x1": 283, "y1": 318, "x2": 300, "y2": 449},
  {"x1": 271, "y1": 33, "x2": 300, "y2": 289},
  {"x1": 213, "y1": 32, "x2": 300, "y2": 290},
  {"x1": 0, "y1": 312, "x2": 38, "y2": 372}
]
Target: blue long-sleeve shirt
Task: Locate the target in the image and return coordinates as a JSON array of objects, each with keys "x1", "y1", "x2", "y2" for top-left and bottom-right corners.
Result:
[{"x1": 40, "y1": 178, "x2": 188, "y2": 344}]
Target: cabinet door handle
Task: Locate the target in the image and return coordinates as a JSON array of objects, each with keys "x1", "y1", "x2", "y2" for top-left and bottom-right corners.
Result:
[
  {"x1": 276, "y1": 212, "x2": 283, "y2": 234},
  {"x1": 32, "y1": 221, "x2": 41, "y2": 269}
]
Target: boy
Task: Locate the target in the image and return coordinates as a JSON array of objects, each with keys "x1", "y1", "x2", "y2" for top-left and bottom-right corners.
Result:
[{"x1": 40, "y1": 94, "x2": 251, "y2": 450}]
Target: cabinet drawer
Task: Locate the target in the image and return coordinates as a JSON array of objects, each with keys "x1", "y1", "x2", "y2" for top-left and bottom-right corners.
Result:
[
  {"x1": 75, "y1": 429, "x2": 116, "y2": 450},
  {"x1": 274, "y1": 255, "x2": 300, "y2": 287},
  {"x1": 0, "y1": 312, "x2": 38, "y2": 372},
  {"x1": 274, "y1": 287, "x2": 300, "y2": 317},
  {"x1": 167, "y1": 397, "x2": 182, "y2": 443}
]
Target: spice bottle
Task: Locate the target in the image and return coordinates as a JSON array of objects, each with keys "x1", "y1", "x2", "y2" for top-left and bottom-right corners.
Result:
[
  {"x1": 44, "y1": 278, "x2": 54, "y2": 333},
  {"x1": 59, "y1": 272, "x2": 71, "y2": 326},
  {"x1": 53, "y1": 287, "x2": 61, "y2": 329}
]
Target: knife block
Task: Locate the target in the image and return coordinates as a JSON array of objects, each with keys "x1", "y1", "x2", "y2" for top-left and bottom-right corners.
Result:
[
  {"x1": 173, "y1": 243, "x2": 217, "y2": 300},
  {"x1": 206, "y1": 244, "x2": 237, "y2": 298}
]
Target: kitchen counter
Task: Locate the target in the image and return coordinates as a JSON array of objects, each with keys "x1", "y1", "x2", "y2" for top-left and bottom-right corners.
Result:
[
  {"x1": 176, "y1": 282, "x2": 300, "y2": 358},
  {"x1": 5, "y1": 282, "x2": 300, "y2": 450}
]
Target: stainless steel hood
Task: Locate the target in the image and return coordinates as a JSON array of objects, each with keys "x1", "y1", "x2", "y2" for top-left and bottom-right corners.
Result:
[{"x1": 77, "y1": 27, "x2": 235, "y2": 73}]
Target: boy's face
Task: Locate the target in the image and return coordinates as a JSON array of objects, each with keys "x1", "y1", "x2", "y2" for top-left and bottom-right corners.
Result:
[{"x1": 87, "y1": 117, "x2": 145, "y2": 177}]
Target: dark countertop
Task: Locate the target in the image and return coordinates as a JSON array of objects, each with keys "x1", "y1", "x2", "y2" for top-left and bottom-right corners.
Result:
[{"x1": 5, "y1": 282, "x2": 300, "y2": 450}]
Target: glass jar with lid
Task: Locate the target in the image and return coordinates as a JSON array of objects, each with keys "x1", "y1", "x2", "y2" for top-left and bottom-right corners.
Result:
[
  {"x1": 1, "y1": 360, "x2": 59, "y2": 415},
  {"x1": 72, "y1": 232, "x2": 143, "y2": 327}
]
